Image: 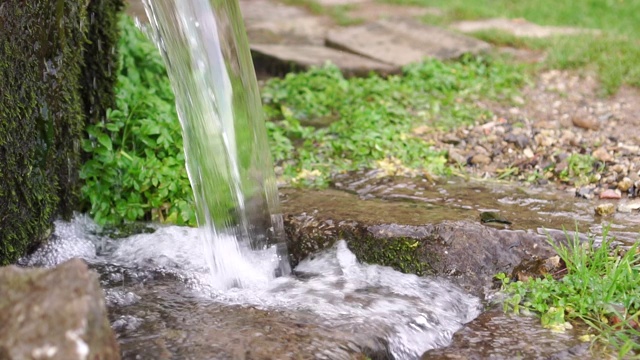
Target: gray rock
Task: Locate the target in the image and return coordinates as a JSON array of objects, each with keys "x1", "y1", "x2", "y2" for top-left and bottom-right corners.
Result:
[
  {"x1": 326, "y1": 18, "x2": 490, "y2": 66},
  {"x1": 251, "y1": 44, "x2": 399, "y2": 76},
  {"x1": 0, "y1": 259, "x2": 120, "y2": 360}
]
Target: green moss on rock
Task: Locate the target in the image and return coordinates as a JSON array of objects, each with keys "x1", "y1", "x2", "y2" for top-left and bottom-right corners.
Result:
[
  {"x1": 284, "y1": 215, "x2": 433, "y2": 276},
  {"x1": 0, "y1": 0, "x2": 123, "y2": 265}
]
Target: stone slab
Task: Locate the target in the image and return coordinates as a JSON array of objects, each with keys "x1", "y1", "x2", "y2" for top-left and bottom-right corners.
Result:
[
  {"x1": 326, "y1": 18, "x2": 491, "y2": 66},
  {"x1": 251, "y1": 44, "x2": 399, "y2": 76},
  {"x1": 246, "y1": 17, "x2": 331, "y2": 45},
  {"x1": 315, "y1": 0, "x2": 370, "y2": 6},
  {"x1": 452, "y1": 18, "x2": 601, "y2": 38},
  {"x1": 239, "y1": 0, "x2": 308, "y2": 24}
]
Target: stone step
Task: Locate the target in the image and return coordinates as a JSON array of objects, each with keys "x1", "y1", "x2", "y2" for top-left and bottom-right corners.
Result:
[
  {"x1": 251, "y1": 44, "x2": 399, "y2": 76},
  {"x1": 326, "y1": 18, "x2": 491, "y2": 66}
]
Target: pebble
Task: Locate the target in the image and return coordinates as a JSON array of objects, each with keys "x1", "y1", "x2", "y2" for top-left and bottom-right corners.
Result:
[
  {"x1": 572, "y1": 116, "x2": 599, "y2": 130},
  {"x1": 617, "y1": 177, "x2": 633, "y2": 192},
  {"x1": 595, "y1": 203, "x2": 615, "y2": 216},
  {"x1": 469, "y1": 154, "x2": 491, "y2": 166},
  {"x1": 617, "y1": 201, "x2": 640, "y2": 213},
  {"x1": 592, "y1": 147, "x2": 612, "y2": 162},
  {"x1": 599, "y1": 189, "x2": 622, "y2": 199}
]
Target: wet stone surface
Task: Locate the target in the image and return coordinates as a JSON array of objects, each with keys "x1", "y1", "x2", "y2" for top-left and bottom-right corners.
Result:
[
  {"x1": 105, "y1": 269, "x2": 381, "y2": 360},
  {"x1": 422, "y1": 307, "x2": 593, "y2": 360}
]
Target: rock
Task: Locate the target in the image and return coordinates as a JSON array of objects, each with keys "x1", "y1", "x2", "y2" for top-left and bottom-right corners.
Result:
[
  {"x1": 576, "y1": 185, "x2": 596, "y2": 200},
  {"x1": 447, "y1": 148, "x2": 467, "y2": 164},
  {"x1": 618, "y1": 200, "x2": 640, "y2": 213},
  {"x1": 0, "y1": 259, "x2": 120, "y2": 360},
  {"x1": 523, "y1": 147, "x2": 535, "y2": 159},
  {"x1": 422, "y1": 307, "x2": 592, "y2": 359},
  {"x1": 599, "y1": 189, "x2": 621, "y2": 199},
  {"x1": 592, "y1": 147, "x2": 612, "y2": 162},
  {"x1": 595, "y1": 203, "x2": 615, "y2": 216},
  {"x1": 282, "y1": 188, "x2": 557, "y2": 298},
  {"x1": 572, "y1": 116, "x2": 600, "y2": 130},
  {"x1": 326, "y1": 18, "x2": 490, "y2": 67},
  {"x1": 469, "y1": 154, "x2": 492, "y2": 166},
  {"x1": 246, "y1": 17, "x2": 330, "y2": 46},
  {"x1": 250, "y1": 44, "x2": 398, "y2": 76},
  {"x1": 504, "y1": 133, "x2": 530, "y2": 148},
  {"x1": 618, "y1": 177, "x2": 633, "y2": 192},
  {"x1": 451, "y1": 18, "x2": 600, "y2": 38}
]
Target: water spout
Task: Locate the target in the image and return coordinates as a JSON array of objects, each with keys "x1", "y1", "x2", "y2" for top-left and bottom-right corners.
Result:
[{"x1": 141, "y1": 0, "x2": 290, "y2": 288}]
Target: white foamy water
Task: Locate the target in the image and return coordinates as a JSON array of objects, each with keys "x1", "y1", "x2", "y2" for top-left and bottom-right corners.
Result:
[{"x1": 21, "y1": 216, "x2": 482, "y2": 359}]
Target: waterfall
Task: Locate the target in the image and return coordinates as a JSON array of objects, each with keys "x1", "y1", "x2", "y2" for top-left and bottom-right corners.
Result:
[{"x1": 141, "y1": 0, "x2": 290, "y2": 289}]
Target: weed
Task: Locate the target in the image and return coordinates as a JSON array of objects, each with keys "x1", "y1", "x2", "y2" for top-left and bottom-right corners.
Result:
[
  {"x1": 262, "y1": 56, "x2": 524, "y2": 186},
  {"x1": 80, "y1": 16, "x2": 196, "y2": 226},
  {"x1": 497, "y1": 228, "x2": 640, "y2": 357}
]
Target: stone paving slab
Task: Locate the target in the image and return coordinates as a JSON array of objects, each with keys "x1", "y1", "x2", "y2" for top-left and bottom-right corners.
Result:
[
  {"x1": 246, "y1": 16, "x2": 330, "y2": 45},
  {"x1": 315, "y1": 0, "x2": 370, "y2": 5},
  {"x1": 251, "y1": 44, "x2": 399, "y2": 76},
  {"x1": 239, "y1": 0, "x2": 308, "y2": 23},
  {"x1": 326, "y1": 18, "x2": 491, "y2": 66},
  {"x1": 452, "y1": 18, "x2": 601, "y2": 38}
]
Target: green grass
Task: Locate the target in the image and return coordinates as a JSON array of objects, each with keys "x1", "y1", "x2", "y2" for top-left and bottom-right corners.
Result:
[
  {"x1": 383, "y1": 0, "x2": 640, "y2": 94},
  {"x1": 497, "y1": 228, "x2": 640, "y2": 358},
  {"x1": 262, "y1": 56, "x2": 525, "y2": 186}
]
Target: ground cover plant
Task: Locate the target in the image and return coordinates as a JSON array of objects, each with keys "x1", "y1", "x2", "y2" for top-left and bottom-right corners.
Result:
[
  {"x1": 263, "y1": 57, "x2": 524, "y2": 186},
  {"x1": 383, "y1": 0, "x2": 640, "y2": 95},
  {"x1": 496, "y1": 229, "x2": 640, "y2": 357},
  {"x1": 80, "y1": 14, "x2": 525, "y2": 225}
]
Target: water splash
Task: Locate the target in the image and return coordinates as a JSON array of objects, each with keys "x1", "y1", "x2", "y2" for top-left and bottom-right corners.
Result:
[
  {"x1": 21, "y1": 216, "x2": 482, "y2": 359},
  {"x1": 140, "y1": 0, "x2": 289, "y2": 287}
]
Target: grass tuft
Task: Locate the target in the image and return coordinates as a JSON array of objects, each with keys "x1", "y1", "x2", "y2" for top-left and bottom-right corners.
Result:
[{"x1": 497, "y1": 228, "x2": 640, "y2": 357}]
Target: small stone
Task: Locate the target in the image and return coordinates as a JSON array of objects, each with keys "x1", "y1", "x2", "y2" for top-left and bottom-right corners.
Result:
[
  {"x1": 523, "y1": 147, "x2": 534, "y2": 158},
  {"x1": 617, "y1": 200, "x2": 640, "y2": 213},
  {"x1": 469, "y1": 154, "x2": 491, "y2": 166},
  {"x1": 599, "y1": 189, "x2": 622, "y2": 199},
  {"x1": 447, "y1": 148, "x2": 467, "y2": 164},
  {"x1": 618, "y1": 177, "x2": 633, "y2": 192},
  {"x1": 576, "y1": 185, "x2": 595, "y2": 200},
  {"x1": 592, "y1": 147, "x2": 612, "y2": 162},
  {"x1": 572, "y1": 116, "x2": 599, "y2": 130},
  {"x1": 595, "y1": 203, "x2": 615, "y2": 216}
]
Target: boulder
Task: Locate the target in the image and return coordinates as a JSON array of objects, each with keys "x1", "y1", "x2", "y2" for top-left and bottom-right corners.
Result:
[{"x1": 0, "y1": 259, "x2": 120, "y2": 360}]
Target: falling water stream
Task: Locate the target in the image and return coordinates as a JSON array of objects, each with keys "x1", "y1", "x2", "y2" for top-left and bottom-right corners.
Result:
[{"x1": 21, "y1": 0, "x2": 483, "y2": 358}]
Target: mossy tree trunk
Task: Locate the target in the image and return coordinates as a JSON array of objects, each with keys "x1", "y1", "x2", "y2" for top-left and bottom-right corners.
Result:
[{"x1": 0, "y1": 0, "x2": 123, "y2": 265}]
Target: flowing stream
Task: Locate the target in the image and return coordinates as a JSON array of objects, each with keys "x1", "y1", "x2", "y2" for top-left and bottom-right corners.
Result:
[{"x1": 24, "y1": 0, "x2": 483, "y2": 358}]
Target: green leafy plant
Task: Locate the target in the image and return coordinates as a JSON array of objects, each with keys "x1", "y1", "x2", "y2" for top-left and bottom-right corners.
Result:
[
  {"x1": 80, "y1": 16, "x2": 196, "y2": 226},
  {"x1": 262, "y1": 56, "x2": 524, "y2": 186},
  {"x1": 498, "y1": 228, "x2": 640, "y2": 357}
]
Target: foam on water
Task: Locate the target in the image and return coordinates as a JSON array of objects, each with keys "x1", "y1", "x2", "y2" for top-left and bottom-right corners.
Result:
[{"x1": 22, "y1": 216, "x2": 482, "y2": 359}]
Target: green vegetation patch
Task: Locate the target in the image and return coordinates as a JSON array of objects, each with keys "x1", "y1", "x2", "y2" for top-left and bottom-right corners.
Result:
[
  {"x1": 497, "y1": 229, "x2": 640, "y2": 357},
  {"x1": 80, "y1": 16, "x2": 196, "y2": 227},
  {"x1": 81, "y1": 15, "x2": 525, "y2": 226},
  {"x1": 263, "y1": 56, "x2": 524, "y2": 186},
  {"x1": 386, "y1": 0, "x2": 640, "y2": 94}
]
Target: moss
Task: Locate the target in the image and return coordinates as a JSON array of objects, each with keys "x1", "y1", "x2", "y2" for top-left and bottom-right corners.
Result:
[
  {"x1": 0, "y1": 0, "x2": 123, "y2": 265},
  {"x1": 81, "y1": 0, "x2": 124, "y2": 126},
  {"x1": 284, "y1": 215, "x2": 434, "y2": 276},
  {"x1": 346, "y1": 235, "x2": 434, "y2": 276}
]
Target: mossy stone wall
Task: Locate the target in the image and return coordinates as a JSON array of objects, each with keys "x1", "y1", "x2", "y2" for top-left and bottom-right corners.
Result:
[{"x1": 0, "y1": 0, "x2": 123, "y2": 265}]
